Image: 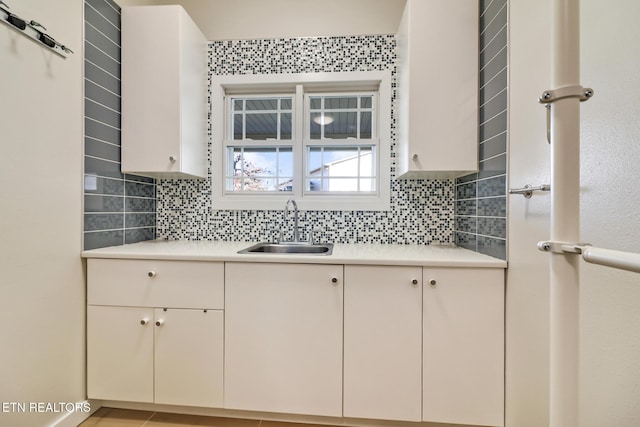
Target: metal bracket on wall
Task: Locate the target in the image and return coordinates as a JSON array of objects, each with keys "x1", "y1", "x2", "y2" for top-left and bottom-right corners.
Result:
[
  {"x1": 539, "y1": 85, "x2": 594, "y2": 143},
  {"x1": 0, "y1": 2, "x2": 73, "y2": 59},
  {"x1": 537, "y1": 241, "x2": 590, "y2": 254},
  {"x1": 509, "y1": 184, "x2": 551, "y2": 198}
]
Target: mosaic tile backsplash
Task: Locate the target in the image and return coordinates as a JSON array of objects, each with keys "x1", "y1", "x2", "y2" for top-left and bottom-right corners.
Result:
[
  {"x1": 454, "y1": 0, "x2": 508, "y2": 259},
  {"x1": 157, "y1": 35, "x2": 455, "y2": 244}
]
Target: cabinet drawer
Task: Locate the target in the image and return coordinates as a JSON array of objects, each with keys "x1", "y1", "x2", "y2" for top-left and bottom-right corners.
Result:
[{"x1": 88, "y1": 259, "x2": 224, "y2": 309}]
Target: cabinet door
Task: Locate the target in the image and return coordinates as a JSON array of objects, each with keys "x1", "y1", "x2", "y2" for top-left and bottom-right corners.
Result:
[
  {"x1": 397, "y1": 0, "x2": 479, "y2": 178},
  {"x1": 154, "y1": 308, "x2": 224, "y2": 407},
  {"x1": 87, "y1": 305, "x2": 154, "y2": 402},
  {"x1": 344, "y1": 265, "x2": 423, "y2": 422},
  {"x1": 224, "y1": 262, "x2": 343, "y2": 417},
  {"x1": 423, "y1": 268, "x2": 505, "y2": 426},
  {"x1": 121, "y1": 6, "x2": 207, "y2": 178}
]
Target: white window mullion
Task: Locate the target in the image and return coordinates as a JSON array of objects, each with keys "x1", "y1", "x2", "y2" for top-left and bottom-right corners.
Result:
[
  {"x1": 277, "y1": 98, "x2": 281, "y2": 140},
  {"x1": 293, "y1": 84, "x2": 305, "y2": 199},
  {"x1": 356, "y1": 99, "x2": 362, "y2": 139},
  {"x1": 241, "y1": 100, "x2": 246, "y2": 140},
  {"x1": 356, "y1": 146, "x2": 362, "y2": 191}
]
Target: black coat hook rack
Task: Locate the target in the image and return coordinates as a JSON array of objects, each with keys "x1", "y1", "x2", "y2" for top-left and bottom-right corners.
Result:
[{"x1": 1, "y1": 1, "x2": 73, "y2": 58}]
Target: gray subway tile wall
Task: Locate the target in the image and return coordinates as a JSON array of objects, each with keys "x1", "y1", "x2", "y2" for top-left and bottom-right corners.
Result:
[
  {"x1": 454, "y1": 0, "x2": 508, "y2": 260},
  {"x1": 83, "y1": 0, "x2": 156, "y2": 250}
]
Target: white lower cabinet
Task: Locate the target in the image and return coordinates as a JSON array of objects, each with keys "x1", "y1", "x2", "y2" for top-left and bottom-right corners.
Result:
[
  {"x1": 86, "y1": 259, "x2": 224, "y2": 408},
  {"x1": 423, "y1": 268, "x2": 505, "y2": 427},
  {"x1": 343, "y1": 265, "x2": 423, "y2": 422},
  {"x1": 86, "y1": 257, "x2": 504, "y2": 425},
  {"x1": 224, "y1": 262, "x2": 343, "y2": 417},
  {"x1": 87, "y1": 306, "x2": 223, "y2": 407}
]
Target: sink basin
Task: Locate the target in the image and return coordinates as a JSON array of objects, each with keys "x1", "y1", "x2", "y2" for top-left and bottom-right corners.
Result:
[{"x1": 238, "y1": 242, "x2": 334, "y2": 255}]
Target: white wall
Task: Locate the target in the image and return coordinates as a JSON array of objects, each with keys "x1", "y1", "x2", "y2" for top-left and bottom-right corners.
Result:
[
  {"x1": 506, "y1": 0, "x2": 552, "y2": 424},
  {"x1": 0, "y1": 1, "x2": 85, "y2": 426},
  {"x1": 508, "y1": 0, "x2": 640, "y2": 426},
  {"x1": 116, "y1": 0, "x2": 407, "y2": 40},
  {"x1": 579, "y1": 1, "x2": 640, "y2": 425}
]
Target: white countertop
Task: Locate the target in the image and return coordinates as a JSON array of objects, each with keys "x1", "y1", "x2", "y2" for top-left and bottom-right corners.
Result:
[{"x1": 82, "y1": 240, "x2": 507, "y2": 268}]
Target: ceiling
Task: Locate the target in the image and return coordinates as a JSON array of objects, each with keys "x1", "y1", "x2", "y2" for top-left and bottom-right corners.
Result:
[{"x1": 116, "y1": 0, "x2": 408, "y2": 40}]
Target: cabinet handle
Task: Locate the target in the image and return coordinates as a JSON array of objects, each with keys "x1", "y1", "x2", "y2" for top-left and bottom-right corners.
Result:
[
  {"x1": 411, "y1": 278, "x2": 419, "y2": 285},
  {"x1": 155, "y1": 320, "x2": 164, "y2": 327},
  {"x1": 429, "y1": 279, "x2": 437, "y2": 286},
  {"x1": 148, "y1": 271, "x2": 156, "y2": 278},
  {"x1": 331, "y1": 277, "x2": 338, "y2": 284},
  {"x1": 412, "y1": 154, "x2": 419, "y2": 161},
  {"x1": 140, "y1": 318, "x2": 149, "y2": 325},
  {"x1": 169, "y1": 155, "x2": 177, "y2": 163}
]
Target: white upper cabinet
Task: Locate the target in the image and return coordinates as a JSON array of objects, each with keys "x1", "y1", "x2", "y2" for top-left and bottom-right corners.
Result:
[
  {"x1": 121, "y1": 5, "x2": 207, "y2": 179},
  {"x1": 397, "y1": 0, "x2": 479, "y2": 179}
]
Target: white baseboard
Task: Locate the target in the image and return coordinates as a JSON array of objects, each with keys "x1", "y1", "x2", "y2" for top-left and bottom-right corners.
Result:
[{"x1": 48, "y1": 400, "x2": 102, "y2": 427}]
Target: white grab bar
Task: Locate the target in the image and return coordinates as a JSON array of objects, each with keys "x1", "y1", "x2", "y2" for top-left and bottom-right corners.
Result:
[
  {"x1": 581, "y1": 246, "x2": 640, "y2": 274},
  {"x1": 538, "y1": 241, "x2": 640, "y2": 274}
]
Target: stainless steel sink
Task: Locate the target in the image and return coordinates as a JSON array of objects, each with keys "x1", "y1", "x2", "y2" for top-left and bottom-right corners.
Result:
[{"x1": 238, "y1": 242, "x2": 334, "y2": 255}]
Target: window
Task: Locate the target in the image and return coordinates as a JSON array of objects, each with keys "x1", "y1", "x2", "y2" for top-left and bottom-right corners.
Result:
[
  {"x1": 306, "y1": 93, "x2": 376, "y2": 194},
  {"x1": 211, "y1": 72, "x2": 391, "y2": 210},
  {"x1": 225, "y1": 96, "x2": 294, "y2": 192}
]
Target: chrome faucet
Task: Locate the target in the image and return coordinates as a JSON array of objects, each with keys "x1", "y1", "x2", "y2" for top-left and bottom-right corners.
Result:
[{"x1": 283, "y1": 198, "x2": 301, "y2": 243}]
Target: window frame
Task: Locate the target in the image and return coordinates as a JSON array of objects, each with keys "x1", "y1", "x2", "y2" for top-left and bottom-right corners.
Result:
[
  {"x1": 303, "y1": 91, "x2": 378, "y2": 195},
  {"x1": 224, "y1": 93, "x2": 296, "y2": 194},
  {"x1": 211, "y1": 71, "x2": 391, "y2": 211}
]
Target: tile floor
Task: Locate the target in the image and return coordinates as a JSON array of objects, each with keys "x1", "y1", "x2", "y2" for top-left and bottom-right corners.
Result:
[{"x1": 78, "y1": 407, "x2": 337, "y2": 427}]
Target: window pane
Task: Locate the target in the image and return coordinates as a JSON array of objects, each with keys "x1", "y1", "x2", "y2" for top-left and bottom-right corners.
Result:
[
  {"x1": 281, "y1": 113, "x2": 292, "y2": 139},
  {"x1": 307, "y1": 146, "x2": 324, "y2": 174},
  {"x1": 310, "y1": 97, "x2": 322, "y2": 110},
  {"x1": 325, "y1": 147, "x2": 359, "y2": 176},
  {"x1": 279, "y1": 178, "x2": 293, "y2": 192},
  {"x1": 233, "y1": 114, "x2": 243, "y2": 140},
  {"x1": 306, "y1": 178, "x2": 326, "y2": 192},
  {"x1": 359, "y1": 178, "x2": 376, "y2": 192},
  {"x1": 306, "y1": 177, "x2": 376, "y2": 193},
  {"x1": 245, "y1": 113, "x2": 277, "y2": 140},
  {"x1": 232, "y1": 96, "x2": 292, "y2": 141},
  {"x1": 360, "y1": 111, "x2": 372, "y2": 138},
  {"x1": 359, "y1": 146, "x2": 374, "y2": 175},
  {"x1": 328, "y1": 178, "x2": 358, "y2": 191},
  {"x1": 305, "y1": 146, "x2": 375, "y2": 193},
  {"x1": 325, "y1": 96, "x2": 357, "y2": 109},
  {"x1": 246, "y1": 98, "x2": 278, "y2": 111},
  {"x1": 226, "y1": 147, "x2": 293, "y2": 192},
  {"x1": 278, "y1": 147, "x2": 294, "y2": 178},
  {"x1": 309, "y1": 113, "x2": 323, "y2": 139},
  {"x1": 324, "y1": 112, "x2": 357, "y2": 139},
  {"x1": 307, "y1": 94, "x2": 375, "y2": 140}
]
